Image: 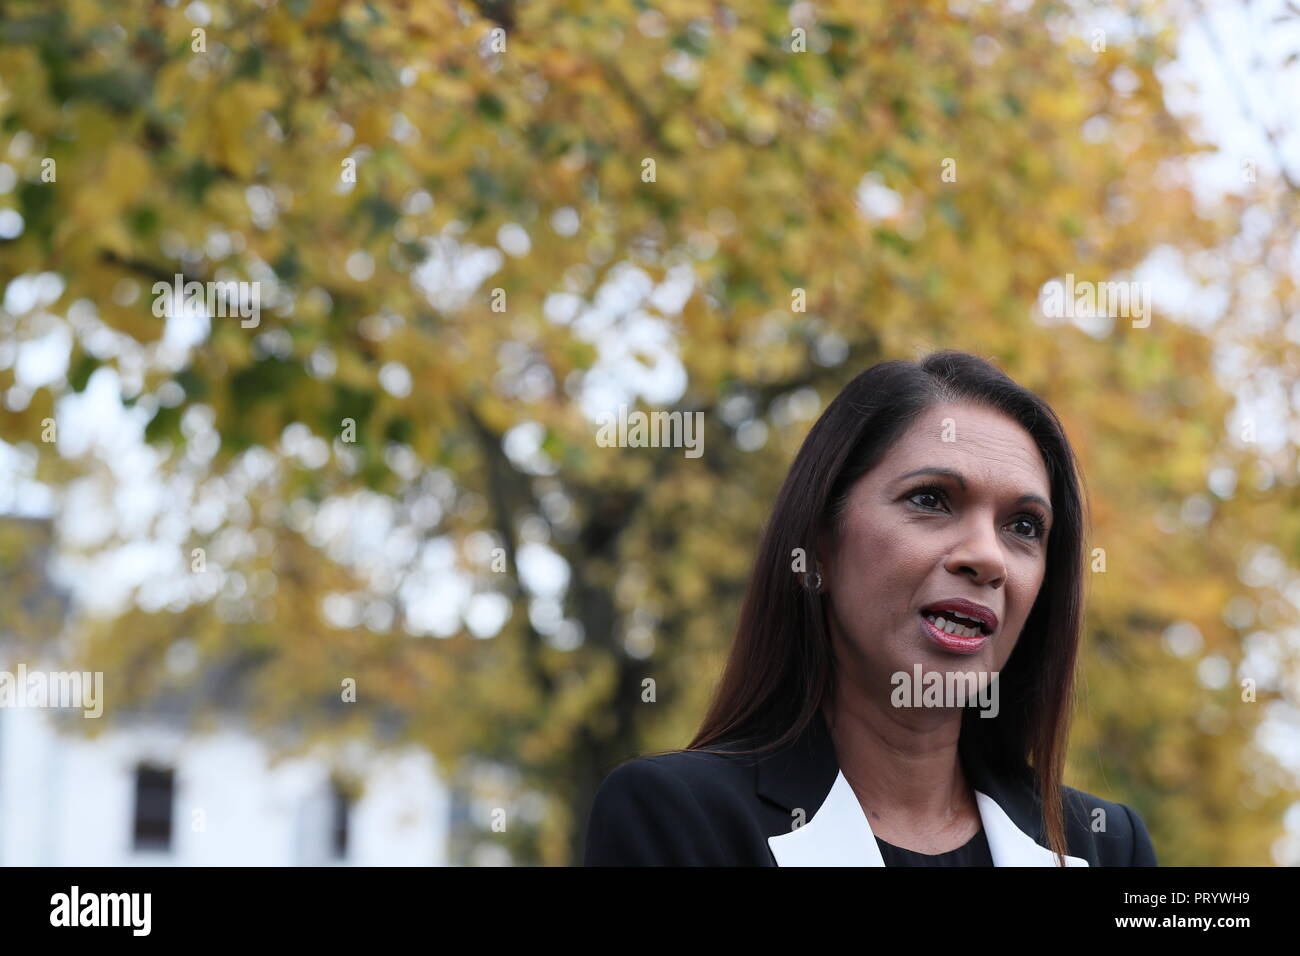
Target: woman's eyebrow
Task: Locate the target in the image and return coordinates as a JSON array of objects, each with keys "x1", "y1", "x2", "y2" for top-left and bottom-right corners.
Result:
[{"x1": 892, "y1": 466, "x2": 1053, "y2": 515}]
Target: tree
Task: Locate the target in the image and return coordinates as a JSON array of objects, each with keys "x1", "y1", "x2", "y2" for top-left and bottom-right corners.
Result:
[{"x1": 0, "y1": 0, "x2": 1293, "y2": 863}]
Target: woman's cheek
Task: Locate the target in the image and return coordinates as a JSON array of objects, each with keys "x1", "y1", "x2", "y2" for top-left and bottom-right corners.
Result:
[{"x1": 831, "y1": 585, "x2": 873, "y2": 652}]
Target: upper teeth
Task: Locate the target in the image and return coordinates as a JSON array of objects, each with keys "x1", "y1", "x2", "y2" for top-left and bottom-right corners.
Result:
[{"x1": 924, "y1": 610, "x2": 985, "y2": 637}]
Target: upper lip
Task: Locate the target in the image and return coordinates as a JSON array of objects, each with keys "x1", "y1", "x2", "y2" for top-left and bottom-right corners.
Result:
[{"x1": 920, "y1": 599, "x2": 999, "y2": 635}]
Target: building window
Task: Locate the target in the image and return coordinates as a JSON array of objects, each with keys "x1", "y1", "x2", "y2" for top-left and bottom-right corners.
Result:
[
  {"x1": 329, "y1": 778, "x2": 351, "y2": 860},
  {"x1": 132, "y1": 764, "x2": 174, "y2": 853}
]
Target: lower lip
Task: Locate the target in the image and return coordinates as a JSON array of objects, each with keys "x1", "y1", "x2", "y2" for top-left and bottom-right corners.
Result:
[{"x1": 919, "y1": 613, "x2": 990, "y2": 654}]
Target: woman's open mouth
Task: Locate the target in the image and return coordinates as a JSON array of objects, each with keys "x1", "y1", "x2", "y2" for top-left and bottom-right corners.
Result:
[{"x1": 919, "y1": 611, "x2": 990, "y2": 654}]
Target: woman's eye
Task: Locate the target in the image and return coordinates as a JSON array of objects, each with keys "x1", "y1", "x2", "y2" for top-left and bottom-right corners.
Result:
[
  {"x1": 910, "y1": 487, "x2": 1047, "y2": 541},
  {"x1": 1011, "y1": 517, "x2": 1044, "y2": 539},
  {"x1": 909, "y1": 488, "x2": 945, "y2": 510}
]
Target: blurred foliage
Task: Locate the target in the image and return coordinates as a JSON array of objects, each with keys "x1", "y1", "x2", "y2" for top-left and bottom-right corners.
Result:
[
  {"x1": 0, "y1": 517, "x2": 69, "y2": 644},
  {"x1": 0, "y1": 0, "x2": 1296, "y2": 864}
]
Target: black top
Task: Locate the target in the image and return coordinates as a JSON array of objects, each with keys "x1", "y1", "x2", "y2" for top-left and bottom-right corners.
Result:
[
  {"x1": 584, "y1": 708, "x2": 1158, "y2": 866},
  {"x1": 875, "y1": 827, "x2": 994, "y2": 866}
]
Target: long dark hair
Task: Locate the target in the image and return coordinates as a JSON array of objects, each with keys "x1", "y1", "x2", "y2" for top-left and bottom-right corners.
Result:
[{"x1": 682, "y1": 349, "x2": 1089, "y2": 865}]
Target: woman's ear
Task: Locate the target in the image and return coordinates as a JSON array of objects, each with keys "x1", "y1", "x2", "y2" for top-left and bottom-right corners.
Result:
[
  {"x1": 800, "y1": 535, "x2": 826, "y2": 593},
  {"x1": 814, "y1": 526, "x2": 833, "y2": 591},
  {"x1": 804, "y1": 565, "x2": 825, "y2": 593}
]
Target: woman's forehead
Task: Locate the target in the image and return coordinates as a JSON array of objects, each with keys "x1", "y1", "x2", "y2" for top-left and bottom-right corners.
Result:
[{"x1": 875, "y1": 409, "x2": 1051, "y2": 494}]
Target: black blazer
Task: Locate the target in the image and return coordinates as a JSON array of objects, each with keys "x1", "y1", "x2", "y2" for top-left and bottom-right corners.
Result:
[{"x1": 584, "y1": 709, "x2": 1157, "y2": 866}]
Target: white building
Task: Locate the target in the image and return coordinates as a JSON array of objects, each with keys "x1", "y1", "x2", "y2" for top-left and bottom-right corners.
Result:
[
  {"x1": 0, "y1": 516, "x2": 459, "y2": 866},
  {"x1": 0, "y1": 694, "x2": 453, "y2": 866}
]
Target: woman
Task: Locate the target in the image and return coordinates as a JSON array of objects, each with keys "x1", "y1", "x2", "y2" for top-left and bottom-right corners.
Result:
[{"x1": 583, "y1": 350, "x2": 1157, "y2": 866}]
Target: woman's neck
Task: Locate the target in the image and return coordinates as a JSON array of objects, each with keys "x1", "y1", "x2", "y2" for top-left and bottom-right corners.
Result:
[{"x1": 821, "y1": 697, "x2": 979, "y2": 844}]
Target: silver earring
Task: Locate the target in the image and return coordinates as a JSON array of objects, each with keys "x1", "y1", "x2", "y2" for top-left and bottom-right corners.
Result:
[{"x1": 808, "y1": 569, "x2": 823, "y2": 592}]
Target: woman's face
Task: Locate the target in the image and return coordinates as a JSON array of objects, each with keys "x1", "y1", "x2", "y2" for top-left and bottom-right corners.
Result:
[{"x1": 822, "y1": 402, "x2": 1053, "y2": 693}]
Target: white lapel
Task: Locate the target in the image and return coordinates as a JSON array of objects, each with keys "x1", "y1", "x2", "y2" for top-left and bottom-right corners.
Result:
[
  {"x1": 768, "y1": 768, "x2": 885, "y2": 866},
  {"x1": 973, "y1": 789, "x2": 1089, "y2": 866},
  {"x1": 767, "y1": 769, "x2": 1089, "y2": 867}
]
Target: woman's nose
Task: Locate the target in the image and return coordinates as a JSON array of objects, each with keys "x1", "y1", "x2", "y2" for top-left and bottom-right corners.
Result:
[{"x1": 945, "y1": 521, "x2": 1007, "y2": 585}]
